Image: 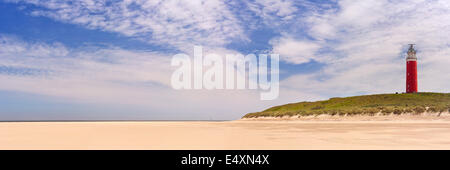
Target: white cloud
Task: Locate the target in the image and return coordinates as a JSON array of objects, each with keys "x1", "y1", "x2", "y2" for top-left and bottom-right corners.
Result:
[
  {"x1": 270, "y1": 36, "x2": 321, "y2": 64},
  {"x1": 9, "y1": 0, "x2": 246, "y2": 51},
  {"x1": 246, "y1": 0, "x2": 298, "y2": 22}
]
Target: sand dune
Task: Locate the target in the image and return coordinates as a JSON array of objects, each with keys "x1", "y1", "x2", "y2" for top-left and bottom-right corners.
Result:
[
  {"x1": 242, "y1": 112, "x2": 450, "y2": 121},
  {"x1": 1, "y1": 120, "x2": 450, "y2": 150}
]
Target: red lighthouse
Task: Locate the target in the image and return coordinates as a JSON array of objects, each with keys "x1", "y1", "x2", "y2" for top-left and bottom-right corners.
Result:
[{"x1": 406, "y1": 44, "x2": 418, "y2": 93}]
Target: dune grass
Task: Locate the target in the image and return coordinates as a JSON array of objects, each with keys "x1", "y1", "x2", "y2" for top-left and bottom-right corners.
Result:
[{"x1": 243, "y1": 92, "x2": 450, "y2": 118}]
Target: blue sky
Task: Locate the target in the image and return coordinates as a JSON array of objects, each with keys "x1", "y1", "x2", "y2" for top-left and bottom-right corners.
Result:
[{"x1": 0, "y1": 0, "x2": 449, "y2": 120}]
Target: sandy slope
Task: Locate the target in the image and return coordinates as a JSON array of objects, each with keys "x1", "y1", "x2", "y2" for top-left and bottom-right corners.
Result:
[
  {"x1": 243, "y1": 112, "x2": 450, "y2": 121},
  {"x1": 1, "y1": 120, "x2": 450, "y2": 149}
]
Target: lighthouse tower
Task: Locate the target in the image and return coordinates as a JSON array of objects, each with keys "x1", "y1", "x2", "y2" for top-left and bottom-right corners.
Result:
[{"x1": 406, "y1": 44, "x2": 418, "y2": 93}]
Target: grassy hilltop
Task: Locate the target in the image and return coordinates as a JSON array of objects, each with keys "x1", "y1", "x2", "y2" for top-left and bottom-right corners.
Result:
[{"x1": 243, "y1": 93, "x2": 450, "y2": 118}]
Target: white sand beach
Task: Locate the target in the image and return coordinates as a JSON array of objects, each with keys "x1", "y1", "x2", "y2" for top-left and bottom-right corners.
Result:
[{"x1": 1, "y1": 120, "x2": 450, "y2": 150}]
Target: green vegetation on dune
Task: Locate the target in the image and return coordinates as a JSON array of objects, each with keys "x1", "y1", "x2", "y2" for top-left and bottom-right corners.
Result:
[{"x1": 243, "y1": 93, "x2": 450, "y2": 118}]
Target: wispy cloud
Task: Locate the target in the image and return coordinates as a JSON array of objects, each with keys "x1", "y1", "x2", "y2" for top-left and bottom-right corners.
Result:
[{"x1": 8, "y1": 0, "x2": 246, "y2": 51}]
